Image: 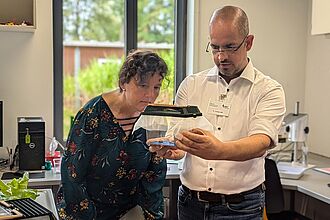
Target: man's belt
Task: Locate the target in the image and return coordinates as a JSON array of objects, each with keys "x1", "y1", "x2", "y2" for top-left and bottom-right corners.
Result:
[{"x1": 182, "y1": 184, "x2": 264, "y2": 204}]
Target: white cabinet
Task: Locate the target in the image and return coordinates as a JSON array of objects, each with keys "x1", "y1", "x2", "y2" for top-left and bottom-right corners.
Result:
[
  {"x1": 0, "y1": 0, "x2": 36, "y2": 32},
  {"x1": 311, "y1": 0, "x2": 330, "y2": 35}
]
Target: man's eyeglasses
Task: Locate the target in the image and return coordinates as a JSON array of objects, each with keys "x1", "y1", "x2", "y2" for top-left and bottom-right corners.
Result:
[{"x1": 206, "y1": 35, "x2": 248, "y2": 55}]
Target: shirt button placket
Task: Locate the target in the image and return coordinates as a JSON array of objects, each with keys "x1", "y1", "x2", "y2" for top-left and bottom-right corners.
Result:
[{"x1": 206, "y1": 162, "x2": 215, "y2": 192}]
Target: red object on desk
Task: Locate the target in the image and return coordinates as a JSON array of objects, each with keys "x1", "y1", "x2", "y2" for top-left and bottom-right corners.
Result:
[{"x1": 45, "y1": 151, "x2": 61, "y2": 166}]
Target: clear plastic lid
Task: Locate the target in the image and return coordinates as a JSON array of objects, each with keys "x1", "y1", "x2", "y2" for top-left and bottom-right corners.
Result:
[{"x1": 133, "y1": 105, "x2": 214, "y2": 139}]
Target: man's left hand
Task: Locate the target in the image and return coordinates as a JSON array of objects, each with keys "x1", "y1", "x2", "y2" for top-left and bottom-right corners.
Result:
[{"x1": 175, "y1": 128, "x2": 222, "y2": 160}]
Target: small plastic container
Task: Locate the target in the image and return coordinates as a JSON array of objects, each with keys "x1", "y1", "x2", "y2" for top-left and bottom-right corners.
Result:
[
  {"x1": 134, "y1": 104, "x2": 214, "y2": 141},
  {"x1": 45, "y1": 151, "x2": 61, "y2": 166},
  {"x1": 53, "y1": 158, "x2": 61, "y2": 174},
  {"x1": 45, "y1": 160, "x2": 52, "y2": 170}
]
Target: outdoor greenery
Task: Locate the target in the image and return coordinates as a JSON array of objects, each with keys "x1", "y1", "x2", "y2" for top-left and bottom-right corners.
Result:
[
  {"x1": 63, "y1": 0, "x2": 175, "y2": 138},
  {"x1": 63, "y1": 49, "x2": 174, "y2": 137},
  {"x1": 63, "y1": 0, "x2": 174, "y2": 43}
]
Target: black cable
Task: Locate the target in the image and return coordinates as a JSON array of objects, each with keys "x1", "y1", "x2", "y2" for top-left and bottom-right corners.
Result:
[{"x1": 10, "y1": 145, "x2": 19, "y2": 170}]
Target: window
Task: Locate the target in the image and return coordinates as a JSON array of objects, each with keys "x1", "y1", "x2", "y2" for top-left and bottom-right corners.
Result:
[
  {"x1": 138, "y1": 0, "x2": 175, "y2": 104},
  {"x1": 53, "y1": 0, "x2": 187, "y2": 144}
]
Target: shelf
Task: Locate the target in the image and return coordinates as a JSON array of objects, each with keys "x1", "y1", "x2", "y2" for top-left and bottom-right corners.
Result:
[
  {"x1": 0, "y1": 25, "x2": 35, "y2": 33},
  {"x1": 0, "y1": 0, "x2": 36, "y2": 33}
]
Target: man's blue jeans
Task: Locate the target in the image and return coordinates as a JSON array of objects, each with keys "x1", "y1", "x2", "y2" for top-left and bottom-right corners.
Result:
[{"x1": 177, "y1": 185, "x2": 265, "y2": 220}]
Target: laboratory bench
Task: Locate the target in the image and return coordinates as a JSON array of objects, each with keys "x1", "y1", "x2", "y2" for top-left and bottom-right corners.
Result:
[
  {"x1": 279, "y1": 153, "x2": 330, "y2": 220},
  {"x1": 0, "y1": 153, "x2": 329, "y2": 220},
  {"x1": 165, "y1": 153, "x2": 330, "y2": 220}
]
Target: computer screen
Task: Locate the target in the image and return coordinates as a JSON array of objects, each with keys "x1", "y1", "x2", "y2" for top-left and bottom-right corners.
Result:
[{"x1": 0, "y1": 101, "x2": 3, "y2": 147}]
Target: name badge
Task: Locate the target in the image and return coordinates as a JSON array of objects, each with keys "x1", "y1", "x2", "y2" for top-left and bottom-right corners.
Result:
[{"x1": 207, "y1": 98, "x2": 231, "y2": 116}]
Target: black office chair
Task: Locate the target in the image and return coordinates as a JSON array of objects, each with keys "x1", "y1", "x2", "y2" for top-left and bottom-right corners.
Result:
[
  {"x1": 265, "y1": 157, "x2": 284, "y2": 215},
  {"x1": 264, "y1": 158, "x2": 310, "y2": 220}
]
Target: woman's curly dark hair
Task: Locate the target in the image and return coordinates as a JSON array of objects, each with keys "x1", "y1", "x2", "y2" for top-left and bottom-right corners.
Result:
[{"x1": 118, "y1": 50, "x2": 168, "y2": 91}]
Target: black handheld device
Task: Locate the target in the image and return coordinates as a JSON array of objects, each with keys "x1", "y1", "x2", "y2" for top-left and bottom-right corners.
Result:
[{"x1": 142, "y1": 104, "x2": 202, "y2": 118}]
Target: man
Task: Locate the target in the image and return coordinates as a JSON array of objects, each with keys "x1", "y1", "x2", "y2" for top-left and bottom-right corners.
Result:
[{"x1": 149, "y1": 5, "x2": 286, "y2": 220}]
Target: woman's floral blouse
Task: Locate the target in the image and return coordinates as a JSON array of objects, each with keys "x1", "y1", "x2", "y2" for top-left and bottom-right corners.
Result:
[{"x1": 57, "y1": 96, "x2": 167, "y2": 220}]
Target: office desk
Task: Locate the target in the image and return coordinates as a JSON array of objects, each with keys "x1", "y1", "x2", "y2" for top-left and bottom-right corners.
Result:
[
  {"x1": 279, "y1": 153, "x2": 330, "y2": 220},
  {"x1": 35, "y1": 189, "x2": 59, "y2": 220},
  {"x1": 1, "y1": 154, "x2": 329, "y2": 220},
  {"x1": 281, "y1": 153, "x2": 330, "y2": 204},
  {"x1": 166, "y1": 153, "x2": 330, "y2": 220},
  {"x1": 27, "y1": 171, "x2": 61, "y2": 189}
]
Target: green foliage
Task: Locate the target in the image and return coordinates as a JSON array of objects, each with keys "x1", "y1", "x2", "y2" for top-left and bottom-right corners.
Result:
[
  {"x1": 63, "y1": 56, "x2": 123, "y2": 137},
  {"x1": 84, "y1": 0, "x2": 125, "y2": 42},
  {"x1": 78, "y1": 57, "x2": 122, "y2": 98},
  {"x1": 63, "y1": 0, "x2": 174, "y2": 43},
  {"x1": 63, "y1": 75, "x2": 75, "y2": 97},
  {"x1": 63, "y1": 49, "x2": 175, "y2": 138},
  {"x1": 0, "y1": 172, "x2": 39, "y2": 200},
  {"x1": 63, "y1": 103, "x2": 76, "y2": 139},
  {"x1": 62, "y1": 0, "x2": 176, "y2": 139},
  {"x1": 138, "y1": 0, "x2": 174, "y2": 43},
  {"x1": 63, "y1": 0, "x2": 95, "y2": 40},
  {"x1": 158, "y1": 49, "x2": 174, "y2": 103}
]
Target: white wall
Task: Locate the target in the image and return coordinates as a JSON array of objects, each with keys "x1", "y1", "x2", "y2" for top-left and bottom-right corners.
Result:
[
  {"x1": 193, "y1": 0, "x2": 308, "y2": 113},
  {"x1": 0, "y1": 0, "x2": 328, "y2": 158},
  {"x1": 305, "y1": 1, "x2": 330, "y2": 156},
  {"x1": 311, "y1": 0, "x2": 330, "y2": 35},
  {"x1": 0, "y1": 0, "x2": 53, "y2": 157},
  {"x1": 191, "y1": 0, "x2": 330, "y2": 155}
]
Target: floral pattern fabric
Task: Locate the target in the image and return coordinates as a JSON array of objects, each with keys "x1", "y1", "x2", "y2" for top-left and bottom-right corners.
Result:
[{"x1": 57, "y1": 96, "x2": 167, "y2": 220}]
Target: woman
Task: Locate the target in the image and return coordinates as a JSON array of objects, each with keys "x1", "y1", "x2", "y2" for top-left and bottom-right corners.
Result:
[{"x1": 57, "y1": 50, "x2": 168, "y2": 220}]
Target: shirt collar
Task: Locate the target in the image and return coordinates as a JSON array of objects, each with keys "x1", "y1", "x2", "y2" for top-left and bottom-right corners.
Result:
[
  {"x1": 239, "y1": 59, "x2": 255, "y2": 83},
  {"x1": 206, "y1": 59, "x2": 255, "y2": 83}
]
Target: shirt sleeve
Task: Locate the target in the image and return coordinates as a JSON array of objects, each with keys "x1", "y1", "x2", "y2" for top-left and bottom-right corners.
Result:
[
  {"x1": 58, "y1": 106, "x2": 99, "y2": 220},
  {"x1": 175, "y1": 76, "x2": 189, "y2": 106},
  {"x1": 138, "y1": 154, "x2": 167, "y2": 220},
  {"x1": 248, "y1": 82, "x2": 286, "y2": 147}
]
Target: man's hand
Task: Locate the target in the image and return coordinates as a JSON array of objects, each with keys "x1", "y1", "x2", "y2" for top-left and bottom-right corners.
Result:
[
  {"x1": 147, "y1": 137, "x2": 185, "y2": 160},
  {"x1": 175, "y1": 128, "x2": 222, "y2": 160},
  {"x1": 175, "y1": 128, "x2": 271, "y2": 161}
]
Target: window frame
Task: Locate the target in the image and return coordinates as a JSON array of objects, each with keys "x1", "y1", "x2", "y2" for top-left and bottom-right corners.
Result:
[{"x1": 53, "y1": 0, "x2": 187, "y2": 145}]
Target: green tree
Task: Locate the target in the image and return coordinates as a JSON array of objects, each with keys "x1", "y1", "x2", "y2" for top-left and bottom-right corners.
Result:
[
  {"x1": 138, "y1": 0, "x2": 174, "y2": 43},
  {"x1": 84, "y1": 0, "x2": 124, "y2": 42},
  {"x1": 63, "y1": 0, "x2": 95, "y2": 40},
  {"x1": 63, "y1": 0, "x2": 174, "y2": 43}
]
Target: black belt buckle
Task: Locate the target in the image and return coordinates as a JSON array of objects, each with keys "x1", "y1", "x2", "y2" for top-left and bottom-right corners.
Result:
[
  {"x1": 196, "y1": 191, "x2": 244, "y2": 204},
  {"x1": 196, "y1": 191, "x2": 210, "y2": 202},
  {"x1": 225, "y1": 194, "x2": 244, "y2": 204}
]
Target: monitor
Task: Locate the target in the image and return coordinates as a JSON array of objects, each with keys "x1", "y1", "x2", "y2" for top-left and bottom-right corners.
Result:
[{"x1": 0, "y1": 101, "x2": 3, "y2": 147}]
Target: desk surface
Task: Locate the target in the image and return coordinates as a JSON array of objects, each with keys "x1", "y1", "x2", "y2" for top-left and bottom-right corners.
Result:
[
  {"x1": 280, "y1": 153, "x2": 330, "y2": 204},
  {"x1": 28, "y1": 171, "x2": 61, "y2": 187},
  {"x1": 1, "y1": 153, "x2": 329, "y2": 206},
  {"x1": 167, "y1": 153, "x2": 330, "y2": 204},
  {"x1": 35, "y1": 189, "x2": 59, "y2": 220}
]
